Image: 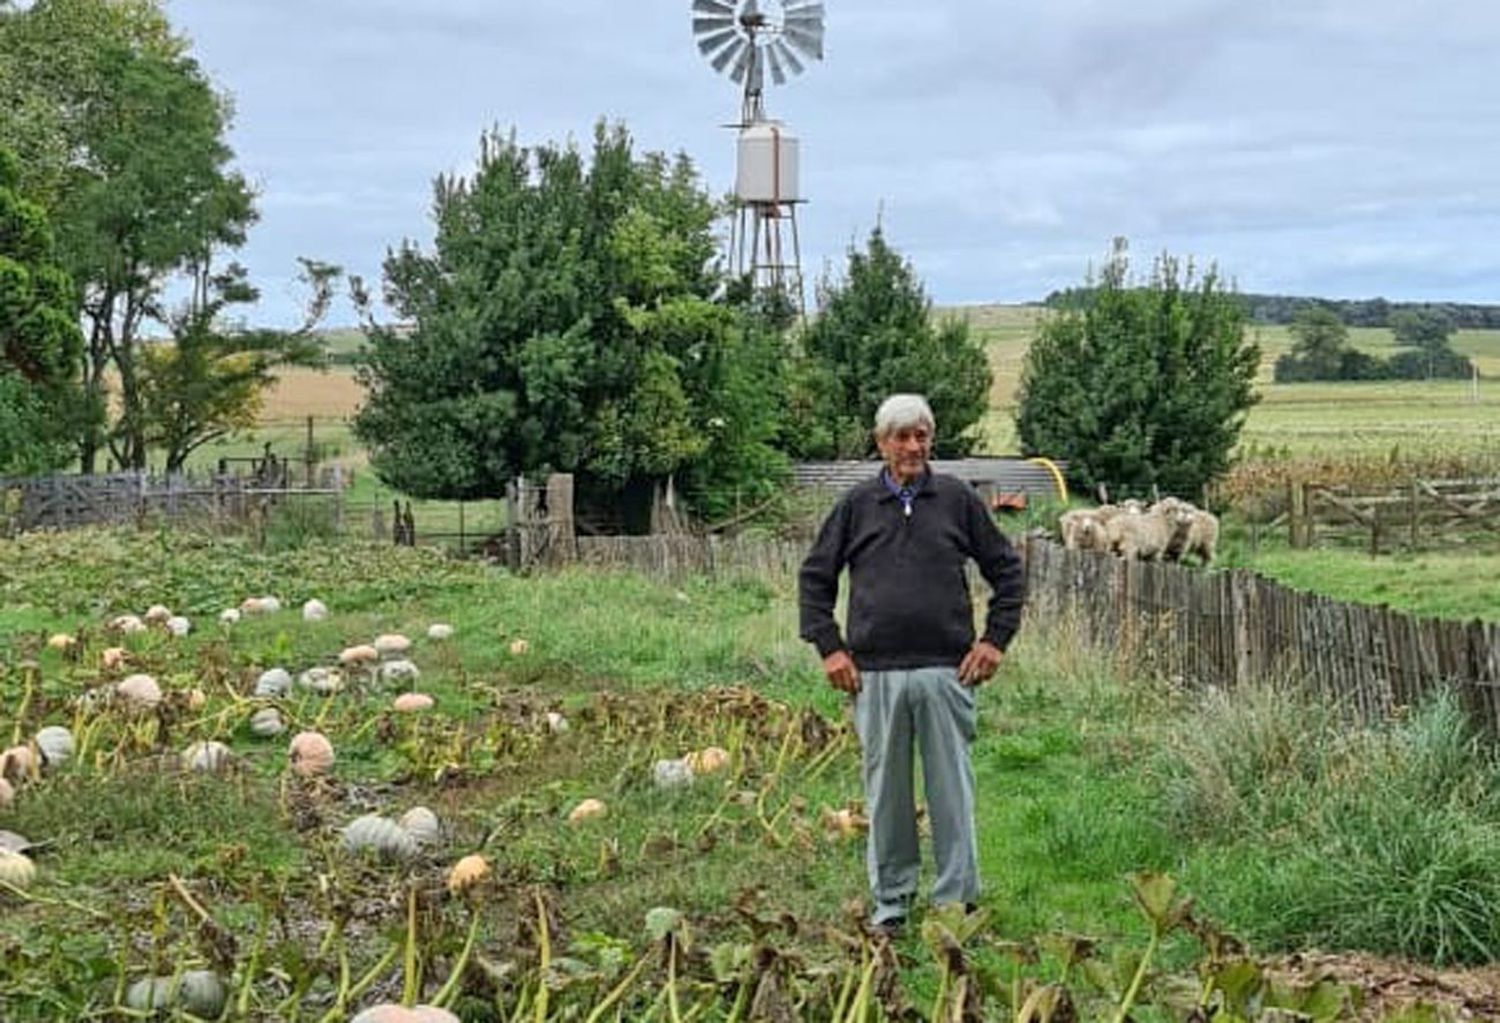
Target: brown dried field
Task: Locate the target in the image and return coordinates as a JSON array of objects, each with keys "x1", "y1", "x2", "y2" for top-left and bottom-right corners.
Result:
[{"x1": 260, "y1": 366, "x2": 365, "y2": 421}]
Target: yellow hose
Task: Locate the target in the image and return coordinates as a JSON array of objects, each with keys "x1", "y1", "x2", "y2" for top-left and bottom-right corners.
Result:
[{"x1": 1026, "y1": 457, "x2": 1069, "y2": 503}]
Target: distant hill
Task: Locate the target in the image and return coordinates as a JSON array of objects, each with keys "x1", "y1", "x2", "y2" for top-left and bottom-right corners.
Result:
[{"x1": 1043, "y1": 289, "x2": 1500, "y2": 328}]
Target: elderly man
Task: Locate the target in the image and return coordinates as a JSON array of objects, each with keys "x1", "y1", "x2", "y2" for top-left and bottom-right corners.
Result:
[{"x1": 798, "y1": 393, "x2": 1025, "y2": 932}]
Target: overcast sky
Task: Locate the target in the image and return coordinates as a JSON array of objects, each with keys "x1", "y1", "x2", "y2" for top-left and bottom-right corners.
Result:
[{"x1": 164, "y1": 0, "x2": 1500, "y2": 327}]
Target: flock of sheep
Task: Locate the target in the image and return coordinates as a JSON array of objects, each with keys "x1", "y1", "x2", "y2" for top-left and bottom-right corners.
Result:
[{"x1": 1057, "y1": 497, "x2": 1219, "y2": 565}]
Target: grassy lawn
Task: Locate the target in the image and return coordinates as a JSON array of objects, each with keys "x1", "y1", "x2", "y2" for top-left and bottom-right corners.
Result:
[
  {"x1": 5, "y1": 528, "x2": 1500, "y2": 1018},
  {"x1": 1225, "y1": 541, "x2": 1500, "y2": 623}
]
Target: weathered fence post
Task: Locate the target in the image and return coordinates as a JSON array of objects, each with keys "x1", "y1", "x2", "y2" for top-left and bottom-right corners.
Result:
[{"x1": 1288, "y1": 480, "x2": 1306, "y2": 548}]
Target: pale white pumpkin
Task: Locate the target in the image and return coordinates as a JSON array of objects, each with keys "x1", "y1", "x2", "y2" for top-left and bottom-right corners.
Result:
[
  {"x1": 426, "y1": 623, "x2": 453, "y2": 641},
  {"x1": 254, "y1": 668, "x2": 292, "y2": 697},
  {"x1": 297, "y1": 667, "x2": 344, "y2": 695},
  {"x1": 183, "y1": 741, "x2": 232, "y2": 774},
  {"x1": 116, "y1": 674, "x2": 162, "y2": 709},
  {"x1": 302, "y1": 598, "x2": 329, "y2": 622},
  {"x1": 143, "y1": 604, "x2": 173, "y2": 624},
  {"x1": 100, "y1": 646, "x2": 128, "y2": 671},
  {"x1": 338, "y1": 644, "x2": 379, "y2": 667},
  {"x1": 0, "y1": 849, "x2": 37, "y2": 889},
  {"x1": 653, "y1": 759, "x2": 694, "y2": 790},
  {"x1": 392, "y1": 692, "x2": 434, "y2": 713},
  {"x1": 249, "y1": 708, "x2": 285, "y2": 738},
  {"x1": 110, "y1": 614, "x2": 147, "y2": 635},
  {"x1": 46, "y1": 633, "x2": 76, "y2": 652},
  {"x1": 399, "y1": 806, "x2": 441, "y2": 848},
  {"x1": 373, "y1": 633, "x2": 412, "y2": 656},
  {"x1": 219, "y1": 608, "x2": 241, "y2": 626},
  {"x1": 545, "y1": 711, "x2": 570, "y2": 735},
  {"x1": 125, "y1": 971, "x2": 227, "y2": 1019},
  {"x1": 342, "y1": 814, "x2": 418, "y2": 860},
  {"x1": 34, "y1": 726, "x2": 73, "y2": 767},
  {"x1": 508, "y1": 638, "x2": 530, "y2": 656},
  {"x1": 165, "y1": 615, "x2": 191, "y2": 638},
  {"x1": 379, "y1": 660, "x2": 421, "y2": 685}
]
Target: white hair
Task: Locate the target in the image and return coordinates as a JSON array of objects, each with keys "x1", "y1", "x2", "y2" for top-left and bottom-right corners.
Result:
[{"x1": 874, "y1": 394, "x2": 936, "y2": 439}]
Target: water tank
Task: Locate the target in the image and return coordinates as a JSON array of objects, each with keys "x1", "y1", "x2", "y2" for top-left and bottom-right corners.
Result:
[{"x1": 735, "y1": 121, "x2": 800, "y2": 203}]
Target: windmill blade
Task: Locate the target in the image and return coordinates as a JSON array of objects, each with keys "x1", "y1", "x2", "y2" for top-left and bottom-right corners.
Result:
[
  {"x1": 693, "y1": 15, "x2": 735, "y2": 35},
  {"x1": 728, "y1": 42, "x2": 754, "y2": 84},
  {"x1": 784, "y1": 1, "x2": 825, "y2": 19},
  {"x1": 696, "y1": 26, "x2": 739, "y2": 56},
  {"x1": 765, "y1": 41, "x2": 788, "y2": 85},
  {"x1": 772, "y1": 38, "x2": 805, "y2": 76},
  {"x1": 692, "y1": 0, "x2": 734, "y2": 14},
  {"x1": 711, "y1": 36, "x2": 745, "y2": 73},
  {"x1": 782, "y1": 24, "x2": 824, "y2": 61}
]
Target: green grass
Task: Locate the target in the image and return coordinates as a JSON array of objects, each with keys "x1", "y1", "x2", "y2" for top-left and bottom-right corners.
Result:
[
  {"x1": 1162, "y1": 682, "x2": 1500, "y2": 966},
  {"x1": 1226, "y1": 542, "x2": 1500, "y2": 623},
  {"x1": 7, "y1": 527, "x2": 1500, "y2": 1017},
  {"x1": 0, "y1": 529, "x2": 1184, "y2": 1019}
]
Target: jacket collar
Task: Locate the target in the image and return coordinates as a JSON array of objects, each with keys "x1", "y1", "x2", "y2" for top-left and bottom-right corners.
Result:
[{"x1": 875, "y1": 466, "x2": 934, "y2": 502}]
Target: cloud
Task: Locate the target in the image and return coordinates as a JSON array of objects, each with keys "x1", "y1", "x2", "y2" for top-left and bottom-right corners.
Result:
[{"x1": 162, "y1": 0, "x2": 1500, "y2": 324}]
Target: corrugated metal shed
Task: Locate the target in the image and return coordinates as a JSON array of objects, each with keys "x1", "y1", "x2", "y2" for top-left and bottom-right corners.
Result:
[{"x1": 791, "y1": 459, "x2": 1068, "y2": 500}]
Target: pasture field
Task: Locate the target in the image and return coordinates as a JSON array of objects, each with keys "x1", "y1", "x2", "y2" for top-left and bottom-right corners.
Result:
[
  {"x1": 3, "y1": 528, "x2": 1500, "y2": 1019},
  {"x1": 954, "y1": 305, "x2": 1500, "y2": 460},
  {"x1": 1222, "y1": 542, "x2": 1500, "y2": 624}
]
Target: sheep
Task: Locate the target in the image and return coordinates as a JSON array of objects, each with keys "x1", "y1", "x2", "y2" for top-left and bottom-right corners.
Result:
[
  {"x1": 1058, "y1": 509, "x2": 1109, "y2": 552},
  {"x1": 1104, "y1": 505, "x2": 1181, "y2": 561},
  {"x1": 1153, "y1": 498, "x2": 1220, "y2": 566}
]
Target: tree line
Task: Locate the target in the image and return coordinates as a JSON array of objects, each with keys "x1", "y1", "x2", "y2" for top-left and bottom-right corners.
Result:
[
  {"x1": 1047, "y1": 287, "x2": 1500, "y2": 330},
  {"x1": 1273, "y1": 305, "x2": 1475, "y2": 383}
]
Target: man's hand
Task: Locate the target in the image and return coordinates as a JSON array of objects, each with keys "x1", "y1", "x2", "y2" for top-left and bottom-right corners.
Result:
[
  {"x1": 822, "y1": 650, "x2": 861, "y2": 694},
  {"x1": 958, "y1": 640, "x2": 1003, "y2": 687}
]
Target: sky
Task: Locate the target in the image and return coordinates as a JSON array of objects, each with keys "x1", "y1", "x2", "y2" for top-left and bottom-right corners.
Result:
[{"x1": 163, "y1": 0, "x2": 1500, "y2": 327}]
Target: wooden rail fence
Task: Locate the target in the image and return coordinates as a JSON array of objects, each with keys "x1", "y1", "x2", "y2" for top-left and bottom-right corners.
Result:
[{"x1": 1288, "y1": 477, "x2": 1500, "y2": 552}]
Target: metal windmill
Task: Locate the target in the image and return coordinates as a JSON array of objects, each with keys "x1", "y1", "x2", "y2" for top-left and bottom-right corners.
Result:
[{"x1": 692, "y1": 0, "x2": 825, "y2": 311}]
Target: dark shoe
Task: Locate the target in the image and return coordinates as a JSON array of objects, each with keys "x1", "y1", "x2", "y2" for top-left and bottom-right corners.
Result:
[{"x1": 871, "y1": 916, "x2": 906, "y2": 938}]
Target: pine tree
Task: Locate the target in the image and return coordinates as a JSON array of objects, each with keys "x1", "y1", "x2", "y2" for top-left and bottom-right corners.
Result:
[
  {"x1": 791, "y1": 227, "x2": 991, "y2": 459},
  {"x1": 1015, "y1": 240, "x2": 1260, "y2": 498}
]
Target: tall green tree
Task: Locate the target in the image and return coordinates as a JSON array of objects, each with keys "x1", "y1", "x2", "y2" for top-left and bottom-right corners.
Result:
[
  {"x1": 354, "y1": 123, "x2": 789, "y2": 522},
  {"x1": 0, "y1": 0, "x2": 256, "y2": 472},
  {"x1": 789, "y1": 227, "x2": 992, "y2": 459},
  {"x1": 1272, "y1": 304, "x2": 1383, "y2": 382},
  {"x1": 1015, "y1": 239, "x2": 1260, "y2": 498},
  {"x1": 137, "y1": 259, "x2": 338, "y2": 474},
  {"x1": 1390, "y1": 308, "x2": 1456, "y2": 352},
  {"x1": 0, "y1": 146, "x2": 85, "y2": 474}
]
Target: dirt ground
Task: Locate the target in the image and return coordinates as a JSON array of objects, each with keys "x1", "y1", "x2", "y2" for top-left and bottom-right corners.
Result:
[{"x1": 1268, "y1": 951, "x2": 1500, "y2": 1021}]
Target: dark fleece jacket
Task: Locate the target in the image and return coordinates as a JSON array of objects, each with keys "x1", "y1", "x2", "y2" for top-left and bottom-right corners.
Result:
[{"x1": 798, "y1": 471, "x2": 1026, "y2": 670}]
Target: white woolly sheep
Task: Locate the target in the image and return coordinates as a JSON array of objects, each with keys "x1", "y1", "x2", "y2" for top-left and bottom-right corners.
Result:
[
  {"x1": 1104, "y1": 506, "x2": 1181, "y2": 561},
  {"x1": 1153, "y1": 498, "x2": 1219, "y2": 566},
  {"x1": 1058, "y1": 509, "x2": 1109, "y2": 552}
]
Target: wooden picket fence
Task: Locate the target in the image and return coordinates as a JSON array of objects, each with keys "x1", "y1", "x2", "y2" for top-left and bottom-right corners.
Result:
[
  {"x1": 1023, "y1": 538, "x2": 1500, "y2": 731},
  {"x1": 557, "y1": 531, "x2": 1500, "y2": 733}
]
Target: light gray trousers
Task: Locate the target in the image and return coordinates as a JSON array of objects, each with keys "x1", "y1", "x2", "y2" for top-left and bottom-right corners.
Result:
[{"x1": 853, "y1": 666, "x2": 980, "y2": 924}]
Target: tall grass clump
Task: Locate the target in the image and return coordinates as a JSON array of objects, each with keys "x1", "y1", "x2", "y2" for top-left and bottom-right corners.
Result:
[{"x1": 1164, "y1": 683, "x2": 1500, "y2": 965}]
